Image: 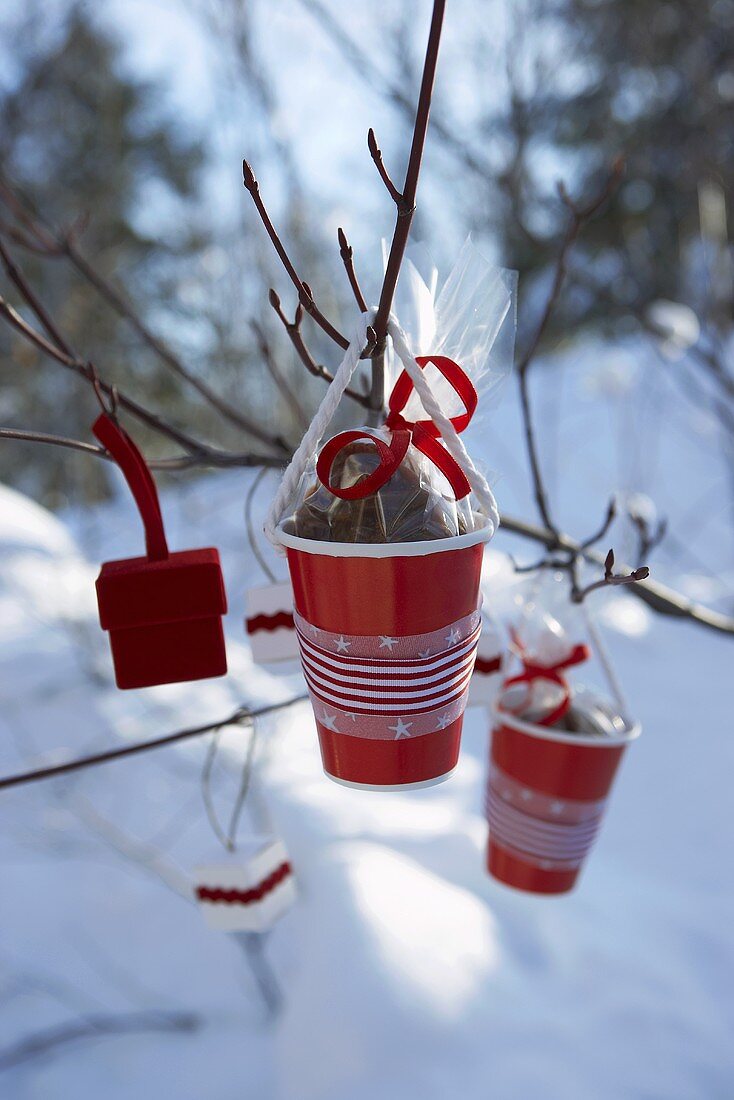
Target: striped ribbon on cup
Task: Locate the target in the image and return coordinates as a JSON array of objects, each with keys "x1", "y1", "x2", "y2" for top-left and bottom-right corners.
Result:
[
  {"x1": 294, "y1": 608, "x2": 481, "y2": 741},
  {"x1": 485, "y1": 763, "x2": 607, "y2": 872}
]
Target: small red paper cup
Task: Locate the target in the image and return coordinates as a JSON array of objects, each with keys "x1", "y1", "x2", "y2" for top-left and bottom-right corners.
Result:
[
  {"x1": 277, "y1": 524, "x2": 492, "y2": 789},
  {"x1": 486, "y1": 692, "x2": 640, "y2": 894}
]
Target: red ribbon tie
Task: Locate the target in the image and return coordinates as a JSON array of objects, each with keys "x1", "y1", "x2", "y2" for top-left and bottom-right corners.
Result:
[
  {"x1": 316, "y1": 355, "x2": 478, "y2": 501},
  {"x1": 502, "y1": 641, "x2": 590, "y2": 727}
]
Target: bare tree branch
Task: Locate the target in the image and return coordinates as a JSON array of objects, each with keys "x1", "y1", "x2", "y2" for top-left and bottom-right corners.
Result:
[
  {"x1": 571, "y1": 547, "x2": 650, "y2": 603},
  {"x1": 0, "y1": 177, "x2": 285, "y2": 449},
  {"x1": 0, "y1": 1010, "x2": 199, "y2": 1072},
  {"x1": 0, "y1": 427, "x2": 108, "y2": 461},
  {"x1": 578, "y1": 496, "x2": 618, "y2": 550},
  {"x1": 515, "y1": 161, "x2": 625, "y2": 538},
  {"x1": 267, "y1": 289, "x2": 371, "y2": 408},
  {"x1": 0, "y1": 234, "x2": 72, "y2": 355},
  {"x1": 498, "y1": 513, "x2": 734, "y2": 633},
  {"x1": 0, "y1": 297, "x2": 284, "y2": 467},
  {"x1": 2, "y1": 407, "x2": 730, "y2": 637},
  {"x1": 296, "y1": 0, "x2": 490, "y2": 180},
  {"x1": 369, "y1": 0, "x2": 447, "y2": 415},
  {"x1": 242, "y1": 160, "x2": 349, "y2": 348},
  {"x1": 251, "y1": 319, "x2": 309, "y2": 431},
  {"x1": 0, "y1": 697, "x2": 307, "y2": 792},
  {"x1": 628, "y1": 506, "x2": 667, "y2": 568},
  {"x1": 0, "y1": 426, "x2": 280, "y2": 471}
]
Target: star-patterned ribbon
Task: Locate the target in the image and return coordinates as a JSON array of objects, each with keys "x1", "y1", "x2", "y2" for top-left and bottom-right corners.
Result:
[
  {"x1": 316, "y1": 355, "x2": 477, "y2": 502},
  {"x1": 485, "y1": 763, "x2": 607, "y2": 871},
  {"x1": 294, "y1": 608, "x2": 481, "y2": 740}
]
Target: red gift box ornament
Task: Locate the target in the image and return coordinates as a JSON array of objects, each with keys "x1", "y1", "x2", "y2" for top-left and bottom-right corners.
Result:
[
  {"x1": 93, "y1": 413, "x2": 228, "y2": 689},
  {"x1": 263, "y1": 314, "x2": 503, "y2": 790},
  {"x1": 485, "y1": 624, "x2": 640, "y2": 895}
]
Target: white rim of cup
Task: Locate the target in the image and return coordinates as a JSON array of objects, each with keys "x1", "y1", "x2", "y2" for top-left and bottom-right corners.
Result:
[
  {"x1": 275, "y1": 514, "x2": 495, "y2": 558},
  {"x1": 491, "y1": 695, "x2": 641, "y2": 748}
]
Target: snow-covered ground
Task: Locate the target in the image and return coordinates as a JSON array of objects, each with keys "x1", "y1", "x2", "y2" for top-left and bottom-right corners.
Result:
[{"x1": 0, "y1": 344, "x2": 733, "y2": 1099}]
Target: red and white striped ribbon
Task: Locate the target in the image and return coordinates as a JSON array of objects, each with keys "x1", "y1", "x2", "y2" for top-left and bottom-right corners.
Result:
[
  {"x1": 485, "y1": 763, "x2": 607, "y2": 871},
  {"x1": 294, "y1": 608, "x2": 481, "y2": 740}
]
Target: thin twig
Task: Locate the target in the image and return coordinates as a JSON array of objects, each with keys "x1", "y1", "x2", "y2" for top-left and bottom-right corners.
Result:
[
  {"x1": 337, "y1": 227, "x2": 368, "y2": 312},
  {"x1": 515, "y1": 161, "x2": 625, "y2": 538},
  {"x1": 629, "y1": 509, "x2": 667, "y2": 567},
  {"x1": 0, "y1": 218, "x2": 51, "y2": 254},
  {"x1": 226, "y1": 723, "x2": 260, "y2": 848},
  {"x1": 0, "y1": 427, "x2": 107, "y2": 460},
  {"x1": 0, "y1": 419, "x2": 268, "y2": 472},
  {"x1": 64, "y1": 244, "x2": 281, "y2": 445},
  {"x1": 242, "y1": 160, "x2": 349, "y2": 349},
  {"x1": 267, "y1": 289, "x2": 370, "y2": 408},
  {"x1": 0, "y1": 1010, "x2": 200, "y2": 1072},
  {"x1": 0, "y1": 234, "x2": 73, "y2": 355},
  {"x1": 1, "y1": 406, "x2": 730, "y2": 637},
  {"x1": 499, "y1": 512, "x2": 734, "y2": 635},
  {"x1": 0, "y1": 297, "x2": 284, "y2": 467},
  {"x1": 296, "y1": 0, "x2": 490, "y2": 180},
  {"x1": 251, "y1": 319, "x2": 309, "y2": 430},
  {"x1": 367, "y1": 129, "x2": 407, "y2": 210},
  {"x1": 578, "y1": 496, "x2": 618, "y2": 550},
  {"x1": 0, "y1": 697, "x2": 307, "y2": 792},
  {"x1": 233, "y1": 932, "x2": 283, "y2": 1019},
  {"x1": 572, "y1": 547, "x2": 649, "y2": 602},
  {"x1": 517, "y1": 165, "x2": 624, "y2": 377}
]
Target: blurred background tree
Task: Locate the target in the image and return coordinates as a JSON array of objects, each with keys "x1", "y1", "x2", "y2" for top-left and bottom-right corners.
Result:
[
  {"x1": 0, "y1": 0, "x2": 732, "y2": 518},
  {"x1": 0, "y1": 0, "x2": 331, "y2": 507},
  {"x1": 0, "y1": 3, "x2": 211, "y2": 505},
  {"x1": 501, "y1": 0, "x2": 734, "y2": 333}
]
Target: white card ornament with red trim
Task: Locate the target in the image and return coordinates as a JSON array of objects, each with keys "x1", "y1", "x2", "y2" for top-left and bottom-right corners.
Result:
[
  {"x1": 245, "y1": 581, "x2": 298, "y2": 664},
  {"x1": 468, "y1": 615, "x2": 504, "y2": 706},
  {"x1": 195, "y1": 838, "x2": 296, "y2": 932}
]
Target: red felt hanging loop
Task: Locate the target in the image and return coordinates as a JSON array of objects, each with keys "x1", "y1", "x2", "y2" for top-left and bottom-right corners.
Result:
[
  {"x1": 315, "y1": 355, "x2": 478, "y2": 502},
  {"x1": 93, "y1": 413, "x2": 169, "y2": 562}
]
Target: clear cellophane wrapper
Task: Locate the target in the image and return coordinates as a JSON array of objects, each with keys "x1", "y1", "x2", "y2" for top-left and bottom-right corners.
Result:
[
  {"x1": 284, "y1": 238, "x2": 517, "y2": 544},
  {"x1": 501, "y1": 572, "x2": 589, "y2": 727},
  {"x1": 287, "y1": 428, "x2": 473, "y2": 543}
]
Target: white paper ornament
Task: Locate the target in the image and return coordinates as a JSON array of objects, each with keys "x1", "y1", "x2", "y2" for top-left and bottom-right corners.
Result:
[
  {"x1": 468, "y1": 615, "x2": 504, "y2": 706},
  {"x1": 195, "y1": 837, "x2": 296, "y2": 933},
  {"x1": 245, "y1": 581, "x2": 298, "y2": 663}
]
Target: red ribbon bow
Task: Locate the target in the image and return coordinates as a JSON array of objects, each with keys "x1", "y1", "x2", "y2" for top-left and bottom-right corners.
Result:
[
  {"x1": 316, "y1": 355, "x2": 477, "y2": 501},
  {"x1": 502, "y1": 637, "x2": 590, "y2": 727}
]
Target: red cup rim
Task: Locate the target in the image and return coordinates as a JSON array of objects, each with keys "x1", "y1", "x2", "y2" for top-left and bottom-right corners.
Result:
[
  {"x1": 492, "y1": 690, "x2": 641, "y2": 748},
  {"x1": 274, "y1": 517, "x2": 495, "y2": 558}
]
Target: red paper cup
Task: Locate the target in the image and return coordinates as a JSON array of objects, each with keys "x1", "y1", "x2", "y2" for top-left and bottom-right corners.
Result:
[
  {"x1": 277, "y1": 524, "x2": 492, "y2": 789},
  {"x1": 486, "y1": 694, "x2": 640, "y2": 894}
]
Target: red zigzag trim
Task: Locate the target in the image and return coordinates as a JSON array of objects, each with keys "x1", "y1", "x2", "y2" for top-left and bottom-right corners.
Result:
[
  {"x1": 196, "y1": 861, "x2": 292, "y2": 906},
  {"x1": 246, "y1": 611, "x2": 295, "y2": 635}
]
